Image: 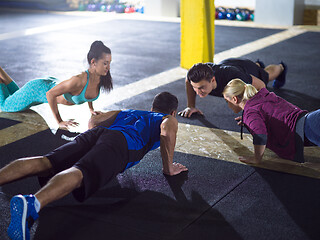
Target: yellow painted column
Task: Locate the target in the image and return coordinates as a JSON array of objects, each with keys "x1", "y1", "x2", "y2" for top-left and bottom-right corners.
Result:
[{"x1": 180, "y1": 0, "x2": 215, "y2": 69}]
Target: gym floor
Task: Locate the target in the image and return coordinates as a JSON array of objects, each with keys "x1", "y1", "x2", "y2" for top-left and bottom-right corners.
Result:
[{"x1": 0, "y1": 9, "x2": 320, "y2": 240}]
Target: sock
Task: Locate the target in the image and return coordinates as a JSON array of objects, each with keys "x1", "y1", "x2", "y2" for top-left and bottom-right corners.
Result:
[{"x1": 33, "y1": 195, "x2": 41, "y2": 213}]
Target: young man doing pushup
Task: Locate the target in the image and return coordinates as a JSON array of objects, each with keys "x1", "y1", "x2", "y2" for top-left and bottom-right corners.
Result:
[{"x1": 0, "y1": 91, "x2": 188, "y2": 240}]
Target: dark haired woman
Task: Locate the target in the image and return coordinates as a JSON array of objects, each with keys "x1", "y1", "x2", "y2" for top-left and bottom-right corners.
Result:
[{"x1": 0, "y1": 40, "x2": 113, "y2": 129}]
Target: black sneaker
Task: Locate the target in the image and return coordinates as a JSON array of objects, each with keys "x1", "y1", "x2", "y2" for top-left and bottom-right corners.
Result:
[
  {"x1": 255, "y1": 59, "x2": 265, "y2": 69},
  {"x1": 273, "y1": 61, "x2": 287, "y2": 89}
]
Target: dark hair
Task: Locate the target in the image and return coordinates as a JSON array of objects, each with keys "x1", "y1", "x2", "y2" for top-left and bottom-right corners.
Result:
[
  {"x1": 87, "y1": 40, "x2": 113, "y2": 92},
  {"x1": 187, "y1": 63, "x2": 214, "y2": 83},
  {"x1": 152, "y1": 92, "x2": 178, "y2": 114}
]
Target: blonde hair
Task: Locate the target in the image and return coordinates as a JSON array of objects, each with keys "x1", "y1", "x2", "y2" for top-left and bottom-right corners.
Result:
[{"x1": 223, "y1": 78, "x2": 258, "y2": 102}]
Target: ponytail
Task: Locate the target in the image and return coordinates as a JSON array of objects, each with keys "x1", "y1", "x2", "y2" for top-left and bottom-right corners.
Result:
[{"x1": 223, "y1": 78, "x2": 257, "y2": 101}]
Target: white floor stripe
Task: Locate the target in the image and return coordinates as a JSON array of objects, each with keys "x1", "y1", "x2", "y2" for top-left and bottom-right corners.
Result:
[
  {"x1": 95, "y1": 67, "x2": 188, "y2": 108},
  {"x1": 0, "y1": 15, "x2": 115, "y2": 41},
  {"x1": 214, "y1": 27, "x2": 307, "y2": 63}
]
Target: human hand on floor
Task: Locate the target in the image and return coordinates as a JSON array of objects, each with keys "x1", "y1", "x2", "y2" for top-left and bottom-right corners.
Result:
[
  {"x1": 239, "y1": 156, "x2": 260, "y2": 164},
  {"x1": 90, "y1": 110, "x2": 102, "y2": 116},
  {"x1": 163, "y1": 162, "x2": 188, "y2": 176},
  {"x1": 178, "y1": 107, "x2": 203, "y2": 118},
  {"x1": 58, "y1": 119, "x2": 79, "y2": 129}
]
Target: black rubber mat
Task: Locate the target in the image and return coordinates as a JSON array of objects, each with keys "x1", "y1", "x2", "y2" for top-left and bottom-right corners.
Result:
[{"x1": 0, "y1": 117, "x2": 21, "y2": 130}]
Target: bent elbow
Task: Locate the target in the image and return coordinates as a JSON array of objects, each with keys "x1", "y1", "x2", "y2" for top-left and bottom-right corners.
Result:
[{"x1": 46, "y1": 90, "x2": 53, "y2": 101}]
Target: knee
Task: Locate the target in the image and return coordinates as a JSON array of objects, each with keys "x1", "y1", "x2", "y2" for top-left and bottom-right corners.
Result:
[
  {"x1": 73, "y1": 168, "x2": 83, "y2": 188},
  {"x1": 60, "y1": 167, "x2": 83, "y2": 188},
  {"x1": 40, "y1": 156, "x2": 53, "y2": 169}
]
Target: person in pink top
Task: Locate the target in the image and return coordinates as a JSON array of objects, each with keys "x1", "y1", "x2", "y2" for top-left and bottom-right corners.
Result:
[{"x1": 222, "y1": 78, "x2": 320, "y2": 164}]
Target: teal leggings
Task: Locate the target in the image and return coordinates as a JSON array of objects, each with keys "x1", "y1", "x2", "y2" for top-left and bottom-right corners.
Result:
[{"x1": 0, "y1": 77, "x2": 57, "y2": 112}]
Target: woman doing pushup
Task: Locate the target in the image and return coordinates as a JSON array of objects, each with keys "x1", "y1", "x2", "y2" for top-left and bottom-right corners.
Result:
[
  {"x1": 0, "y1": 40, "x2": 112, "y2": 129},
  {"x1": 222, "y1": 78, "x2": 320, "y2": 164}
]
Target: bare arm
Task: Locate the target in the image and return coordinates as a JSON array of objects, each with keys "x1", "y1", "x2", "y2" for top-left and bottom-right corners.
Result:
[
  {"x1": 239, "y1": 144, "x2": 266, "y2": 164},
  {"x1": 186, "y1": 77, "x2": 196, "y2": 108},
  {"x1": 88, "y1": 101, "x2": 94, "y2": 113},
  {"x1": 160, "y1": 116, "x2": 188, "y2": 175},
  {"x1": 88, "y1": 110, "x2": 121, "y2": 129},
  {"x1": 178, "y1": 77, "x2": 204, "y2": 118},
  {"x1": 88, "y1": 102, "x2": 102, "y2": 115},
  {"x1": 251, "y1": 75, "x2": 266, "y2": 91},
  {"x1": 46, "y1": 77, "x2": 80, "y2": 128}
]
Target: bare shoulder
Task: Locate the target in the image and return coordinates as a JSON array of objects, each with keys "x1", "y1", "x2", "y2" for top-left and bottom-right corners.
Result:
[
  {"x1": 70, "y1": 72, "x2": 87, "y2": 86},
  {"x1": 161, "y1": 115, "x2": 178, "y2": 132}
]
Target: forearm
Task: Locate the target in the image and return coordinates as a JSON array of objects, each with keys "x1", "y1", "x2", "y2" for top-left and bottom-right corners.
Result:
[
  {"x1": 253, "y1": 145, "x2": 265, "y2": 163},
  {"x1": 186, "y1": 79, "x2": 196, "y2": 108},
  {"x1": 88, "y1": 102, "x2": 94, "y2": 113},
  {"x1": 239, "y1": 145, "x2": 265, "y2": 164},
  {"x1": 160, "y1": 135, "x2": 175, "y2": 175},
  {"x1": 46, "y1": 93, "x2": 63, "y2": 124}
]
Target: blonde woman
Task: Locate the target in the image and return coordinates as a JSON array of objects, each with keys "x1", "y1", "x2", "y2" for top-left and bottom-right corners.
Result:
[{"x1": 222, "y1": 78, "x2": 319, "y2": 164}]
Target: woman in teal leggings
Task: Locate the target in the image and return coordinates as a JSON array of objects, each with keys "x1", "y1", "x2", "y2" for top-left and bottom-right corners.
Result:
[{"x1": 0, "y1": 40, "x2": 113, "y2": 129}]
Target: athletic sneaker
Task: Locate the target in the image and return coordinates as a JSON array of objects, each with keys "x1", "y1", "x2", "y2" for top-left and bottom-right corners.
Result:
[
  {"x1": 255, "y1": 59, "x2": 265, "y2": 69},
  {"x1": 7, "y1": 194, "x2": 39, "y2": 240},
  {"x1": 273, "y1": 61, "x2": 287, "y2": 89}
]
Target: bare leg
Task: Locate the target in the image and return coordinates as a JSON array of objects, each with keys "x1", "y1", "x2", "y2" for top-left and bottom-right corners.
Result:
[
  {"x1": 0, "y1": 156, "x2": 53, "y2": 186},
  {"x1": 35, "y1": 167, "x2": 83, "y2": 210},
  {"x1": 0, "y1": 66, "x2": 14, "y2": 85},
  {"x1": 265, "y1": 64, "x2": 284, "y2": 82}
]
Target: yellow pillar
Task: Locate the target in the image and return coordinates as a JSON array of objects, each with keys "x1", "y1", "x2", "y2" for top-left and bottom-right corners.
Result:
[{"x1": 180, "y1": 0, "x2": 215, "y2": 69}]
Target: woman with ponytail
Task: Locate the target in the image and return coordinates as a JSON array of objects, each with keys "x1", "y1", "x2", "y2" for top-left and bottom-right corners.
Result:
[
  {"x1": 223, "y1": 78, "x2": 320, "y2": 164},
  {"x1": 0, "y1": 40, "x2": 112, "y2": 129}
]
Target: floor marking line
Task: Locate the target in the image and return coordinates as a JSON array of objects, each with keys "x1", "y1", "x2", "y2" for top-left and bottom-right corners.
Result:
[
  {"x1": 214, "y1": 27, "x2": 307, "y2": 63},
  {"x1": 175, "y1": 123, "x2": 320, "y2": 179},
  {"x1": 95, "y1": 67, "x2": 188, "y2": 108},
  {"x1": 0, "y1": 111, "x2": 49, "y2": 147},
  {"x1": 0, "y1": 15, "x2": 115, "y2": 41},
  {"x1": 0, "y1": 122, "x2": 48, "y2": 147}
]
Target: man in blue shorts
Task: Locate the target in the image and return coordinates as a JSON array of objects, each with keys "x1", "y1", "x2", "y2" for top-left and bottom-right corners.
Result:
[
  {"x1": 0, "y1": 91, "x2": 188, "y2": 240},
  {"x1": 178, "y1": 58, "x2": 287, "y2": 118}
]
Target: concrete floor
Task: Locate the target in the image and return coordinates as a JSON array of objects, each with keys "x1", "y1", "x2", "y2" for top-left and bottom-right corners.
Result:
[{"x1": 0, "y1": 9, "x2": 320, "y2": 240}]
